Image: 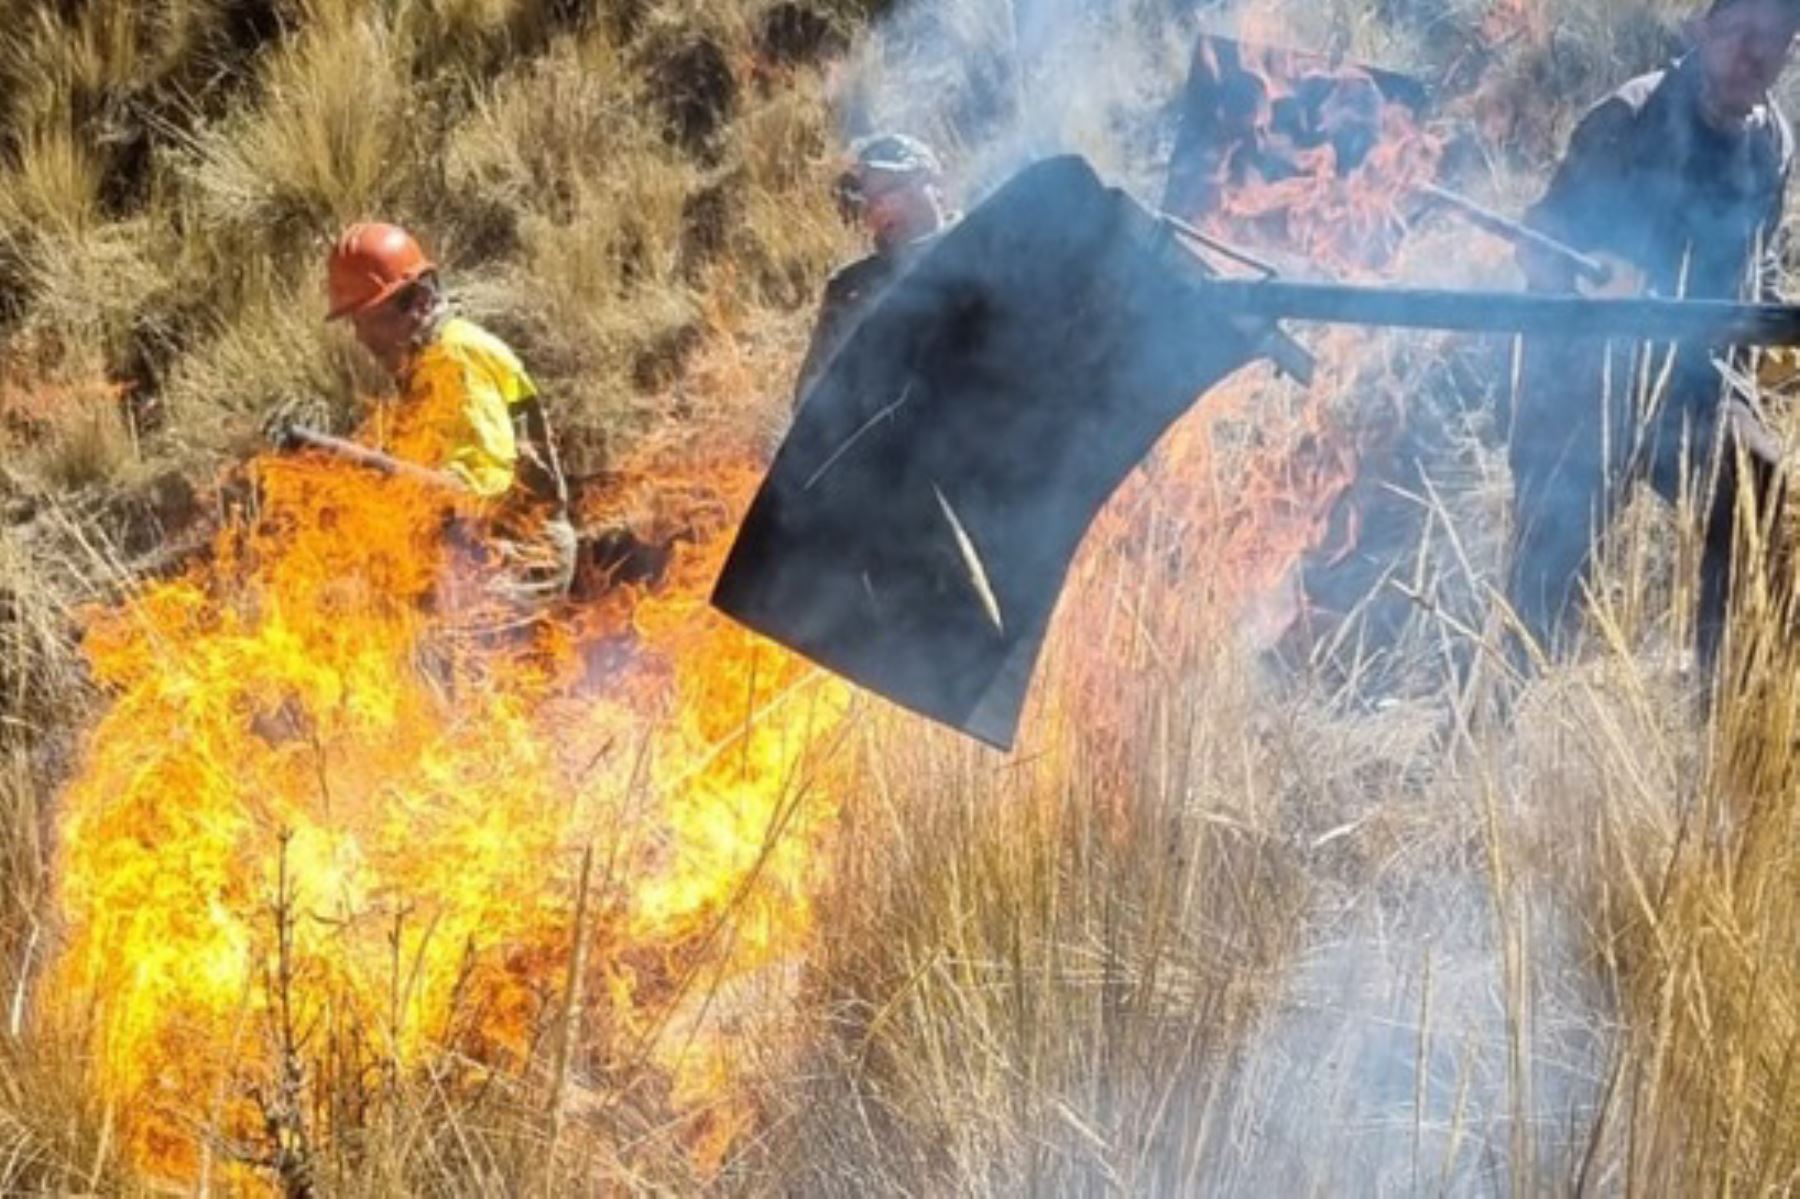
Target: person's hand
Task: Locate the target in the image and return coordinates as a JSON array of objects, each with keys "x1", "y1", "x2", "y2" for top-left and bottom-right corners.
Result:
[
  {"x1": 260, "y1": 394, "x2": 329, "y2": 451},
  {"x1": 1575, "y1": 252, "x2": 1646, "y2": 298}
]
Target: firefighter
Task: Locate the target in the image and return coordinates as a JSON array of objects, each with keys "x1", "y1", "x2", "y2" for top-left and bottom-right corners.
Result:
[
  {"x1": 793, "y1": 133, "x2": 956, "y2": 408},
  {"x1": 322, "y1": 222, "x2": 576, "y2": 605},
  {"x1": 1506, "y1": 0, "x2": 1800, "y2": 674}
]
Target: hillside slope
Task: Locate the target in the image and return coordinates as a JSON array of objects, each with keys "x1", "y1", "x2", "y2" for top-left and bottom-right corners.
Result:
[{"x1": 8, "y1": 0, "x2": 1800, "y2": 1194}]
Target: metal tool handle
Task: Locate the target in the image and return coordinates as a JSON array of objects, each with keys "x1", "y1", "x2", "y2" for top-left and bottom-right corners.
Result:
[
  {"x1": 1198, "y1": 277, "x2": 1800, "y2": 345},
  {"x1": 1418, "y1": 183, "x2": 1613, "y2": 289}
]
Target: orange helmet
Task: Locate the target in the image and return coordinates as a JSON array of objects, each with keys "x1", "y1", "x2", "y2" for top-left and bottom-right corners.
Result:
[{"x1": 325, "y1": 222, "x2": 434, "y2": 321}]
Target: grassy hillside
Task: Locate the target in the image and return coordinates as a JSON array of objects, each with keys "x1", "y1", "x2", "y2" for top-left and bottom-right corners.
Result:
[{"x1": 5, "y1": 0, "x2": 1800, "y2": 1194}]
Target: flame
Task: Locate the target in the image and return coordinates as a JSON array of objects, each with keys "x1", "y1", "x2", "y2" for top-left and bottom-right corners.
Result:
[
  {"x1": 1149, "y1": 35, "x2": 1446, "y2": 645},
  {"x1": 1179, "y1": 37, "x2": 1444, "y2": 276},
  {"x1": 41, "y1": 28, "x2": 1466, "y2": 1188},
  {"x1": 45, "y1": 417, "x2": 850, "y2": 1184}
]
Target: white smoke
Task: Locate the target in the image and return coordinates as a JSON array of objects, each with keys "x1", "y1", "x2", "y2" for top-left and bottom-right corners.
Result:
[
  {"x1": 817, "y1": 3, "x2": 1624, "y2": 1193},
  {"x1": 837, "y1": 0, "x2": 1205, "y2": 206}
]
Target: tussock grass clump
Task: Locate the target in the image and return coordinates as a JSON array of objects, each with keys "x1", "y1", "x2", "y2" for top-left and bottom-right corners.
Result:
[
  {"x1": 0, "y1": 1040, "x2": 126, "y2": 1195},
  {"x1": 442, "y1": 35, "x2": 704, "y2": 458},
  {"x1": 1471, "y1": 606, "x2": 1800, "y2": 1192},
  {"x1": 1, "y1": 338, "x2": 142, "y2": 494},
  {"x1": 158, "y1": 271, "x2": 377, "y2": 457},
  {"x1": 0, "y1": 115, "x2": 105, "y2": 236},
  {"x1": 0, "y1": 0, "x2": 289, "y2": 262},
  {"x1": 1540, "y1": 516, "x2": 1800, "y2": 1191},
  {"x1": 1, "y1": 0, "x2": 851, "y2": 494},
  {"x1": 172, "y1": 8, "x2": 433, "y2": 274},
  {"x1": 440, "y1": 34, "x2": 641, "y2": 236}
]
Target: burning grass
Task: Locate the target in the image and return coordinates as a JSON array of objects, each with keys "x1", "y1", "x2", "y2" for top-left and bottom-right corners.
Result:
[
  {"x1": 36, "y1": 419, "x2": 850, "y2": 1186},
  {"x1": 7, "y1": 0, "x2": 1800, "y2": 1194}
]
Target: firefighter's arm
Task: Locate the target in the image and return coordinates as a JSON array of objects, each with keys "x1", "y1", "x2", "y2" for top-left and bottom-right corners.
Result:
[
  {"x1": 1519, "y1": 98, "x2": 1636, "y2": 293},
  {"x1": 793, "y1": 271, "x2": 856, "y2": 410},
  {"x1": 259, "y1": 394, "x2": 470, "y2": 492}
]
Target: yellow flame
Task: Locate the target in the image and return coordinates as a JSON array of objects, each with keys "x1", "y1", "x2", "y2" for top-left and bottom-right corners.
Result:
[{"x1": 49, "y1": 436, "x2": 848, "y2": 1184}]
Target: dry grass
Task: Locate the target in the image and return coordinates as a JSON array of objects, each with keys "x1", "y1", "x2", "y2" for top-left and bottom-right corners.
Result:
[
  {"x1": 765, "y1": 664, "x2": 1307, "y2": 1194},
  {"x1": 0, "y1": 1, "x2": 856, "y2": 1191},
  {"x1": 175, "y1": 11, "x2": 425, "y2": 245},
  {"x1": 5, "y1": 0, "x2": 1800, "y2": 1194}
]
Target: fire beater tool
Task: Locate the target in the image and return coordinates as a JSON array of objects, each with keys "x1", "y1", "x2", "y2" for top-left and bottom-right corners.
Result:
[
  {"x1": 1414, "y1": 183, "x2": 1614, "y2": 289},
  {"x1": 270, "y1": 422, "x2": 460, "y2": 490},
  {"x1": 710, "y1": 155, "x2": 1800, "y2": 751}
]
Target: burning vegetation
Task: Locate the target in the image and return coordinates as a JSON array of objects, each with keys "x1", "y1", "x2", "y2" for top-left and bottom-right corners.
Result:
[
  {"x1": 49, "y1": 432, "x2": 849, "y2": 1183},
  {"x1": 1134, "y1": 34, "x2": 1452, "y2": 652},
  {"x1": 7, "y1": 0, "x2": 1800, "y2": 1194}
]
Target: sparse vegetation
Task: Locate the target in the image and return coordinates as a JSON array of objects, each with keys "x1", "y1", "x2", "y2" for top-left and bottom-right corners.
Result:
[{"x1": 6, "y1": 0, "x2": 1800, "y2": 1194}]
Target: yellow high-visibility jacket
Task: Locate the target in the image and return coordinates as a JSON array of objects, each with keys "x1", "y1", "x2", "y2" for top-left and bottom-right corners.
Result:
[{"x1": 393, "y1": 317, "x2": 537, "y2": 499}]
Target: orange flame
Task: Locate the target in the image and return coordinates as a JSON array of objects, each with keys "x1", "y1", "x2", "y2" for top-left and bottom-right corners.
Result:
[
  {"x1": 43, "y1": 33, "x2": 1459, "y2": 1188},
  {"x1": 1180, "y1": 38, "x2": 1444, "y2": 276},
  {"x1": 1153, "y1": 37, "x2": 1445, "y2": 645},
  {"x1": 46, "y1": 422, "x2": 849, "y2": 1184}
]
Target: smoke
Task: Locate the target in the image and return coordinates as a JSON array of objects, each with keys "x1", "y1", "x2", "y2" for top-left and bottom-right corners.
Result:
[
  {"x1": 780, "y1": 0, "x2": 1639, "y2": 1189},
  {"x1": 1199, "y1": 866, "x2": 1615, "y2": 1192},
  {"x1": 836, "y1": 0, "x2": 1205, "y2": 203}
]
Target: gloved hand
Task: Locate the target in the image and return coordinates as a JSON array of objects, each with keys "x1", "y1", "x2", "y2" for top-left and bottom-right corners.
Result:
[
  {"x1": 260, "y1": 394, "x2": 330, "y2": 451},
  {"x1": 1574, "y1": 252, "x2": 1646, "y2": 299}
]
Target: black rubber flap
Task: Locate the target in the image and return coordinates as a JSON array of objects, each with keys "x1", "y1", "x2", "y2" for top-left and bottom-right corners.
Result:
[{"x1": 711, "y1": 155, "x2": 1266, "y2": 749}]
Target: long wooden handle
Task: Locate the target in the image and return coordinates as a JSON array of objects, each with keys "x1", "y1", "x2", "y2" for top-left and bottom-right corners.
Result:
[{"x1": 282, "y1": 424, "x2": 460, "y2": 490}]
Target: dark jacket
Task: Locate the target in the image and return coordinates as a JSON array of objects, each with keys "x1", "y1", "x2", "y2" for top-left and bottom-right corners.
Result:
[
  {"x1": 1524, "y1": 55, "x2": 1791, "y2": 303},
  {"x1": 1506, "y1": 57, "x2": 1792, "y2": 664},
  {"x1": 793, "y1": 232, "x2": 946, "y2": 409}
]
